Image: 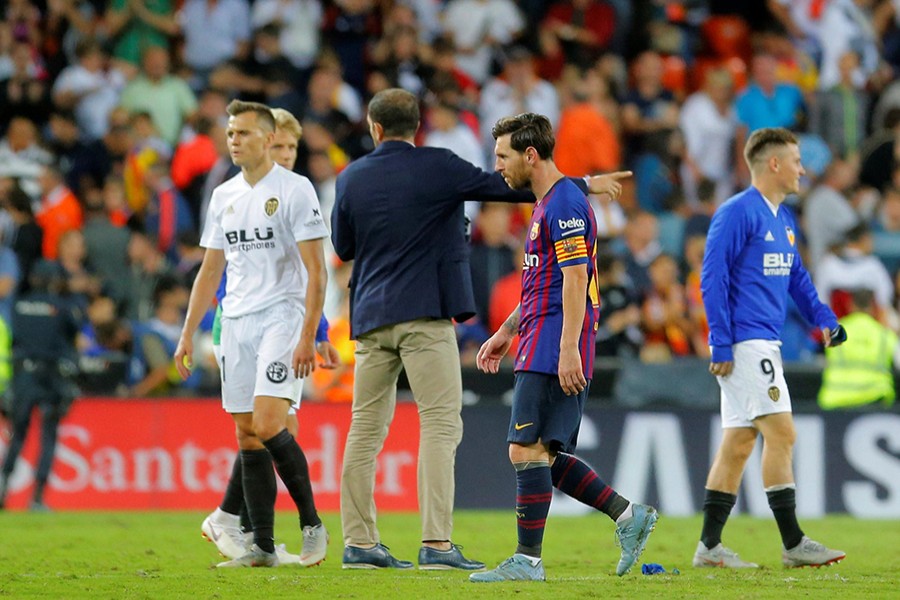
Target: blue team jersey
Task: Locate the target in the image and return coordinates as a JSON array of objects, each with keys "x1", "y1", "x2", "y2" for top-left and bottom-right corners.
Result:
[
  {"x1": 516, "y1": 178, "x2": 599, "y2": 378},
  {"x1": 701, "y1": 186, "x2": 837, "y2": 363}
]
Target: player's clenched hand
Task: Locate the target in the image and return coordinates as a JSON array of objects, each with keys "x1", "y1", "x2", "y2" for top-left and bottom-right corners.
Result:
[
  {"x1": 558, "y1": 345, "x2": 586, "y2": 395},
  {"x1": 174, "y1": 336, "x2": 193, "y2": 380},
  {"x1": 709, "y1": 360, "x2": 734, "y2": 377},
  {"x1": 293, "y1": 338, "x2": 317, "y2": 379},
  {"x1": 588, "y1": 171, "x2": 632, "y2": 201},
  {"x1": 476, "y1": 330, "x2": 514, "y2": 374},
  {"x1": 316, "y1": 341, "x2": 340, "y2": 369}
]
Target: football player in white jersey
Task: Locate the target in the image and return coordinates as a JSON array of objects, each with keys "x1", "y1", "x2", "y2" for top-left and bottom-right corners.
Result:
[
  {"x1": 176, "y1": 100, "x2": 328, "y2": 568},
  {"x1": 199, "y1": 108, "x2": 339, "y2": 566}
]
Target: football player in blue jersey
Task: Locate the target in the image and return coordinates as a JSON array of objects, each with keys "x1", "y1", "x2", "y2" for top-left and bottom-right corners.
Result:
[
  {"x1": 472, "y1": 113, "x2": 657, "y2": 582},
  {"x1": 696, "y1": 127, "x2": 847, "y2": 569}
]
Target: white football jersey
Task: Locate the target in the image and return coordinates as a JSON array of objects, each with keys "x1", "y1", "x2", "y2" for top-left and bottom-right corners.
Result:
[{"x1": 201, "y1": 164, "x2": 328, "y2": 317}]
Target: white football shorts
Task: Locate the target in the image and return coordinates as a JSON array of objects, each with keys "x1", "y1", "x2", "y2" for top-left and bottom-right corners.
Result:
[
  {"x1": 717, "y1": 339, "x2": 791, "y2": 428},
  {"x1": 219, "y1": 301, "x2": 304, "y2": 413}
]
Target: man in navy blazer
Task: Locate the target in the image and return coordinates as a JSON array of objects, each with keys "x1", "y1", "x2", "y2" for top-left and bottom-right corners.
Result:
[{"x1": 332, "y1": 88, "x2": 629, "y2": 570}]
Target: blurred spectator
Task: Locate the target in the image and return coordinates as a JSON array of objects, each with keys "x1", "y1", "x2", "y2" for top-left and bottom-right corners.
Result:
[
  {"x1": 817, "y1": 0, "x2": 880, "y2": 91},
  {"x1": 321, "y1": 0, "x2": 382, "y2": 94},
  {"x1": 170, "y1": 117, "x2": 221, "y2": 223},
  {"x1": 538, "y1": 0, "x2": 616, "y2": 80},
  {"x1": 41, "y1": 0, "x2": 99, "y2": 79},
  {"x1": 0, "y1": 116, "x2": 54, "y2": 199},
  {"x1": 103, "y1": 0, "x2": 178, "y2": 67},
  {"x1": 615, "y1": 210, "x2": 660, "y2": 297},
  {"x1": 83, "y1": 188, "x2": 131, "y2": 307},
  {"x1": 125, "y1": 230, "x2": 172, "y2": 321},
  {"x1": 819, "y1": 288, "x2": 897, "y2": 409},
  {"x1": 5, "y1": 0, "x2": 42, "y2": 46},
  {"x1": 129, "y1": 274, "x2": 197, "y2": 396},
  {"x1": 680, "y1": 68, "x2": 737, "y2": 206},
  {"x1": 424, "y1": 100, "x2": 487, "y2": 170},
  {"x1": 621, "y1": 50, "x2": 679, "y2": 161},
  {"x1": 308, "y1": 150, "x2": 338, "y2": 224},
  {"x1": 35, "y1": 163, "x2": 83, "y2": 260},
  {"x1": 374, "y1": 24, "x2": 431, "y2": 97},
  {"x1": 554, "y1": 68, "x2": 620, "y2": 177},
  {"x1": 815, "y1": 222, "x2": 895, "y2": 317},
  {"x1": 0, "y1": 233, "x2": 20, "y2": 326},
  {"x1": 251, "y1": 0, "x2": 323, "y2": 71},
  {"x1": 45, "y1": 109, "x2": 87, "y2": 192},
  {"x1": 469, "y1": 203, "x2": 517, "y2": 323},
  {"x1": 803, "y1": 157, "x2": 861, "y2": 270},
  {"x1": 0, "y1": 40, "x2": 51, "y2": 130},
  {"x1": 875, "y1": 184, "x2": 900, "y2": 232},
  {"x1": 310, "y1": 260, "x2": 354, "y2": 402},
  {"x1": 119, "y1": 46, "x2": 198, "y2": 146},
  {"x1": 300, "y1": 63, "x2": 360, "y2": 146},
  {"x1": 682, "y1": 177, "x2": 717, "y2": 241},
  {"x1": 683, "y1": 232, "x2": 709, "y2": 358},
  {"x1": 811, "y1": 51, "x2": 870, "y2": 160},
  {"x1": 859, "y1": 108, "x2": 900, "y2": 192},
  {"x1": 594, "y1": 250, "x2": 641, "y2": 357},
  {"x1": 767, "y1": 0, "x2": 825, "y2": 53},
  {"x1": 633, "y1": 128, "x2": 684, "y2": 215},
  {"x1": 174, "y1": 231, "x2": 203, "y2": 285},
  {"x1": 179, "y1": 0, "x2": 252, "y2": 85},
  {"x1": 3, "y1": 185, "x2": 42, "y2": 292},
  {"x1": 441, "y1": 0, "x2": 524, "y2": 84},
  {"x1": 140, "y1": 158, "x2": 195, "y2": 261},
  {"x1": 68, "y1": 118, "x2": 131, "y2": 197},
  {"x1": 429, "y1": 36, "x2": 480, "y2": 106},
  {"x1": 198, "y1": 124, "x2": 238, "y2": 232},
  {"x1": 479, "y1": 46, "x2": 558, "y2": 158},
  {"x1": 640, "y1": 253, "x2": 691, "y2": 362},
  {"x1": 51, "y1": 38, "x2": 125, "y2": 141},
  {"x1": 735, "y1": 53, "x2": 805, "y2": 133},
  {"x1": 57, "y1": 228, "x2": 101, "y2": 310}
]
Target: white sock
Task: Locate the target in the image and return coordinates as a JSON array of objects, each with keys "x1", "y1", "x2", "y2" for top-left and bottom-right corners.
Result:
[
  {"x1": 212, "y1": 507, "x2": 240, "y2": 525},
  {"x1": 514, "y1": 553, "x2": 542, "y2": 566},
  {"x1": 615, "y1": 502, "x2": 634, "y2": 525}
]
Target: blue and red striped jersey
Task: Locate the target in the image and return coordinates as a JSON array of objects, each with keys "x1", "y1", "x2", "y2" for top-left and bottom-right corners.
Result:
[{"x1": 515, "y1": 178, "x2": 600, "y2": 378}]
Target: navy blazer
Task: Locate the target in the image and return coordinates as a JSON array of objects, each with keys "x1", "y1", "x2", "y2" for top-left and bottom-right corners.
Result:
[{"x1": 332, "y1": 141, "x2": 538, "y2": 339}]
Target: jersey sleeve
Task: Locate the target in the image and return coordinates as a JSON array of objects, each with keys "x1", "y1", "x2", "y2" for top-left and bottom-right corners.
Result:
[
  {"x1": 289, "y1": 177, "x2": 329, "y2": 242},
  {"x1": 546, "y1": 187, "x2": 591, "y2": 267},
  {"x1": 700, "y1": 201, "x2": 746, "y2": 362},
  {"x1": 200, "y1": 190, "x2": 225, "y2": 250}
]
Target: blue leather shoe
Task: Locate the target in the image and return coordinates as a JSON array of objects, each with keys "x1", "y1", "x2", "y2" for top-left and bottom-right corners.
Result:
[
  {"x1": 342, "y1": 544, "x2": 414, "y2": 569},
  {"x1": 418, "y1": 544, "x2": 485, "y2": 570}
]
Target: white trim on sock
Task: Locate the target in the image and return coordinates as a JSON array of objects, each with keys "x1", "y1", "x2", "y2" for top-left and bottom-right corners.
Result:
[{"x1": 764, "y1": 483, "x2": 796, "y2": 493}]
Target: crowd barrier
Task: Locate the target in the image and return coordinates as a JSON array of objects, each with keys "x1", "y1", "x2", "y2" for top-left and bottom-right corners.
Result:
[{"x1": 2, "y1": 397, "x2": 898, "y2": 517}]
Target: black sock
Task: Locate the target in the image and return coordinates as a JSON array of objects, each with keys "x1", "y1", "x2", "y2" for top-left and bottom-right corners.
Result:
[
  {"x1": 263, "y1": 429, "x2": 321, "y2": 528},
  {"x1": 767, "y1": 487, "x2": 804, "y2": 550},
  {"x1": 220, "y1": 455, "x2": 244, "y2": 515},
  {"x1": 241, "y1": 448, "x2": 276, "y2": 553},
  {"x1": 700, "y1": 489, "x2": 736, "y2": 549},
  {"x1": 32, "y1": 481, "x2": 45, "y2": 505},
  {"x1": 239, "y1": 502, "x2": 251, "y2": 533}
]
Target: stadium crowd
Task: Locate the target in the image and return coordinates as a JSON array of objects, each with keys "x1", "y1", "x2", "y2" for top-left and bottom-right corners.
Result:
[{"x1": 1, "y1": 0, "x2": 900, "y2": 399}]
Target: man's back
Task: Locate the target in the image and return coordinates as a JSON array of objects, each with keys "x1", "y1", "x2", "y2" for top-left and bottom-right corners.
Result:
[{"x1": 333, "y1": 141, "x2": 530, "y2": 338}]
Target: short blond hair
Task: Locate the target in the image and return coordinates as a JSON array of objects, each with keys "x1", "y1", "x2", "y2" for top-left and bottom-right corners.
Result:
[{"x1": 271, "y1": 108, "x2": 302, "y2": 141}]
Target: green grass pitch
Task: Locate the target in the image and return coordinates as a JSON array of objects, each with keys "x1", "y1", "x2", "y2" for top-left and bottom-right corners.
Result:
[{"x1": 0, "y1": 510, "x2": 896, "y2": 599}]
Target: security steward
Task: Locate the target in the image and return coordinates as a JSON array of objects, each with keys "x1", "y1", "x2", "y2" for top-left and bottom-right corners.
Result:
[
  {"x1": 819, "y1": 288, "x2": 898, "y2": 410},
  {"x1": 0, "y1": 260, "x2": 81, "y2": 511}
]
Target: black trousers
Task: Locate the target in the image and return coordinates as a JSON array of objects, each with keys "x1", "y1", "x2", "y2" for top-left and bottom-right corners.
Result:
[{"x1": 1, "y1": 362, "x2": 73, "y2": 487}]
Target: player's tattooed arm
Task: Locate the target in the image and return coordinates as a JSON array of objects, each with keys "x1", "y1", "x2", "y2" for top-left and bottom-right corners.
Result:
[{"x1": 502, "y1": 305, "x2": 521, "y2": 336}]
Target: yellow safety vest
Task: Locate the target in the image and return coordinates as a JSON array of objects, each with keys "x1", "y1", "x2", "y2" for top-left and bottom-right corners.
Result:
[
  {"x1": 0, "y1": 316, "x2": 10, "y2": 396},
  {"x1": 819, "y1": 312, "x2": 897, "y2": 409}
]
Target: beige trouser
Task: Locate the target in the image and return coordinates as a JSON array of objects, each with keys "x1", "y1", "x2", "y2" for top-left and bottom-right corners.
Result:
[{"x1": 340, "y1": 318, "x2": 463, "y2": 546}]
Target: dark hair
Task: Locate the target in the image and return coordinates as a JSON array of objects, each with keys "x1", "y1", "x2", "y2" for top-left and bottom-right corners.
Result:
[
  {"x1": 843, "y1": 221, "x2": 870, "y2": 244},
  {"x1": 6, "y1": 184, "x2": 33, "y2": 217},
  {"x1": 743, "y1": 127, "x2": 798, "y2": 167},
  {"x1": 850, "y1": 288, "x2": 875, "y2": 311},
  {"x1": 226, "y1": 99, "x2": 276, "y2": 132},
  {"x1": 491, "y1": 113, "x2": 555, "y2": 159},
  {"x1": 696, "y1": 178, "x2": 717, "y2": 203},
  {"x1": 596, "y1": 250, "x2": 621, "y2": 275},
  {"x1": 367, "y1": 88, "x2": 420, "y2": 138}
]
